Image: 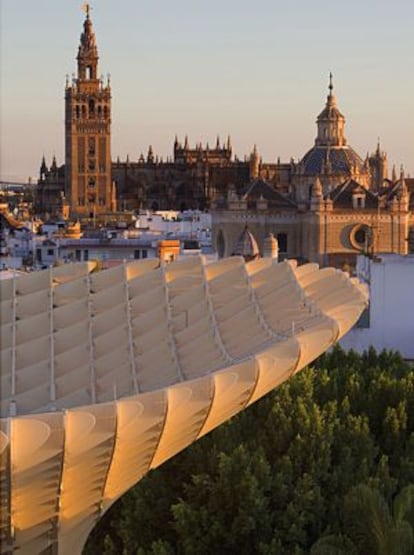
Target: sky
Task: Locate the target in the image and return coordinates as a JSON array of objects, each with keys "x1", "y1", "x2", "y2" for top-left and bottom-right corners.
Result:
[{"x1": 1, "y1": 0, "x2": 413, "y2": 182}]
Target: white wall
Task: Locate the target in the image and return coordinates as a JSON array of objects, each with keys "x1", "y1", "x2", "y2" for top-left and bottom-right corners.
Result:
[{"x1": 340, "y1": 255, "x2": 414, "y2": 359}]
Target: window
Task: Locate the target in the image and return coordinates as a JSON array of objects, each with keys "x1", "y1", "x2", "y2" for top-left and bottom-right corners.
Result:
[
  {"x1": 355, "y1": 228, "x2": 366, "y2": 244},
  {"x1": 84, "y1": 250, "x2": 89, "y2": 261},
  {"x1": 142, "y1": 250, "x2": 148, "y2": 259},
  {"x1": 89, "y1": 98, "x2": 95, "y2": 116},
  {"x1": 277, "y1": 233, "x2": 288, "y2": 254},
  {"x1": 75, "y1": 250, "x2": 81, "y2": 261},
  {"x1": 88, "y1": 138, "x2": 95, "y2": 156},
  {"x1": 217, "y1": 229, "x2": 225, "y2": 258},
  {"x1": 47, "y1": 249, "x2": 54, "y2": 256},
  {"x1": 350, "y1": 224, "x2": 371, "y2": 251},
  {"x1": 134, "y1": 250, "x2": 140, "y2": 259}
]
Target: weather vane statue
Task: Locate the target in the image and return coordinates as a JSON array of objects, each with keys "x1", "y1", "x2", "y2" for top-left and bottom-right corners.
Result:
[{"x1": 82, "y1": 2, "x2": 91, "y2": 17}]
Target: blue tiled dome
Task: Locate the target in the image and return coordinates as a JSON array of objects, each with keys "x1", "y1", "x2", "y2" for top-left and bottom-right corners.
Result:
[{"x1": 300, "y1": 146, "x2": 364, "y2": 176}]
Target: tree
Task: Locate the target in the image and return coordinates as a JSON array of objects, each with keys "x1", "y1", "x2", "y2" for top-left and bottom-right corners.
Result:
[
  {"x1": 84, "y1": 348, "x2": 414, "y2": 554},
  {"x1": 312, "y1": 484, "x2": 414, "y2": 555}
]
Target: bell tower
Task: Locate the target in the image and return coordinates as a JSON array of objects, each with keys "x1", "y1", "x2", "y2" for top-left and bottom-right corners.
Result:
[{"x1": 65, "y1": 4, "x2": 112, "y2": 217}]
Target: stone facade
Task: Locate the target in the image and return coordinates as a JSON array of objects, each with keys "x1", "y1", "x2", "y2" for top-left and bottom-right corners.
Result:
[
  {"x1": 34, "y1": 11, "x2": 413, "y2": 267},
  {"x1": 212, "y1": 173, "x2": 413, "y2": 268}
]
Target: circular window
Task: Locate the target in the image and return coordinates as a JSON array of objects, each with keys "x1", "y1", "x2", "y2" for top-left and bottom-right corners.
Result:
[{"x1": 350, "y1": 224, "x2": 371, "y2": 251}]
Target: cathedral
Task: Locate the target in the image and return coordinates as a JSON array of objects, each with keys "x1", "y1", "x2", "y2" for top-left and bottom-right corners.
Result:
[{"x1": 35, "y1": 8, "x2": 413, "y2": 267}]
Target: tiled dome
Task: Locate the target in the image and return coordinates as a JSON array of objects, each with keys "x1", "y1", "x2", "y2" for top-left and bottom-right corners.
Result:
[{"x1": 300, "y1": 146, "x2": 364, "y2": 176}]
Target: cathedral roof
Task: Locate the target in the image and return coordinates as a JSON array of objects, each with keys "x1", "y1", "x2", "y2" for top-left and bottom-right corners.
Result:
[
  {"x1": 242, "y1": 179, "x2": 297, "y2": 209},
  {"x1": 330, "y1": 179, "x2": 378, "y2": 209},
  {"x1": 233, "y1": 225, "x2": 260, "y2": 259},
  {"x1": 300, "y1": 146, "x2": 365, "y2": 176}
]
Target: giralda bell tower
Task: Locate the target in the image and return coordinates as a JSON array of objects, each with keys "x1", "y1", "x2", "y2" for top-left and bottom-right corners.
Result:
[{"x1": 65, "y1": 5, "x2": 112, "y2": 217}]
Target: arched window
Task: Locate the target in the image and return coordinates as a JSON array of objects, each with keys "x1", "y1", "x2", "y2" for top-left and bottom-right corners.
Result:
[{"x1": 89, "y1": 99, "x2": 95, "y2": 116}]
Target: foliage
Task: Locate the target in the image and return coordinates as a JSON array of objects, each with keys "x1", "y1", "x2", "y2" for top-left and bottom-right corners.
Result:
[
  {"x1": 311, "y1": 483, "x2": 414, "y2": 554},
  {"x1": 84, "y1": 347, "x2": 414, "y2": 554}
]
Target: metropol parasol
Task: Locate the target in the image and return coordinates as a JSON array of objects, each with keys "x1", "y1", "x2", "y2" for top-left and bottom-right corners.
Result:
[{"x1": 0, "y1": 255, "x2": 367, "y2": 554}]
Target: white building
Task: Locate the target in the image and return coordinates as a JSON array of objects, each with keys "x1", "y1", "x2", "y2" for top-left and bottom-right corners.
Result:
[{"x1": 340, "y1": 254, "x2": 414, "y2": 359}]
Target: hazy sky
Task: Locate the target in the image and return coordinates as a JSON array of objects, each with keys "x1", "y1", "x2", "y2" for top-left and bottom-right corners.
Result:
[{"x1": 1, "y1": 0, "x2": 413, "y2": 182}]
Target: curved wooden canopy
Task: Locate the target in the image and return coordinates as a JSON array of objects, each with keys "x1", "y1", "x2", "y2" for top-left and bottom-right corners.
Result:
[{"x1": 0, "y1": 256, "x2": 368, "y2": 554}]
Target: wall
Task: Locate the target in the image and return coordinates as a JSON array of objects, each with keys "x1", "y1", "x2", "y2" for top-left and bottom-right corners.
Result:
[{"x1": 340, "y1": 254, "x2": 414, "y2": 359}]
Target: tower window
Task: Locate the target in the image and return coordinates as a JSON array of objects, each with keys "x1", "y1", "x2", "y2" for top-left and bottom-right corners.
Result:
[
  {"x1": 88, "y1": 178, "x2": 96, "y2": 189},
  {"x1": 89, "y1": 99, "x2": 95, "y2": 116},
  {"x1": 88, "y1": 138, "x2": 95, "y2": 156}
]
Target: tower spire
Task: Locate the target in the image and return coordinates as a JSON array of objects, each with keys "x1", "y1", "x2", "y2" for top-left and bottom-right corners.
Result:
[{"x1": 77, "y1": 4, "x2": 98, "y2": 80}]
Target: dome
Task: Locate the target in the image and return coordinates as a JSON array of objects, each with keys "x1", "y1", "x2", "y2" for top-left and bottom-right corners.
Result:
[
  {"x1": 233, "y1": 225, "x2": 260, "y2": 260},
  {"x1": 300, "y1": 145, "x2": 365, "y2": 176}
]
